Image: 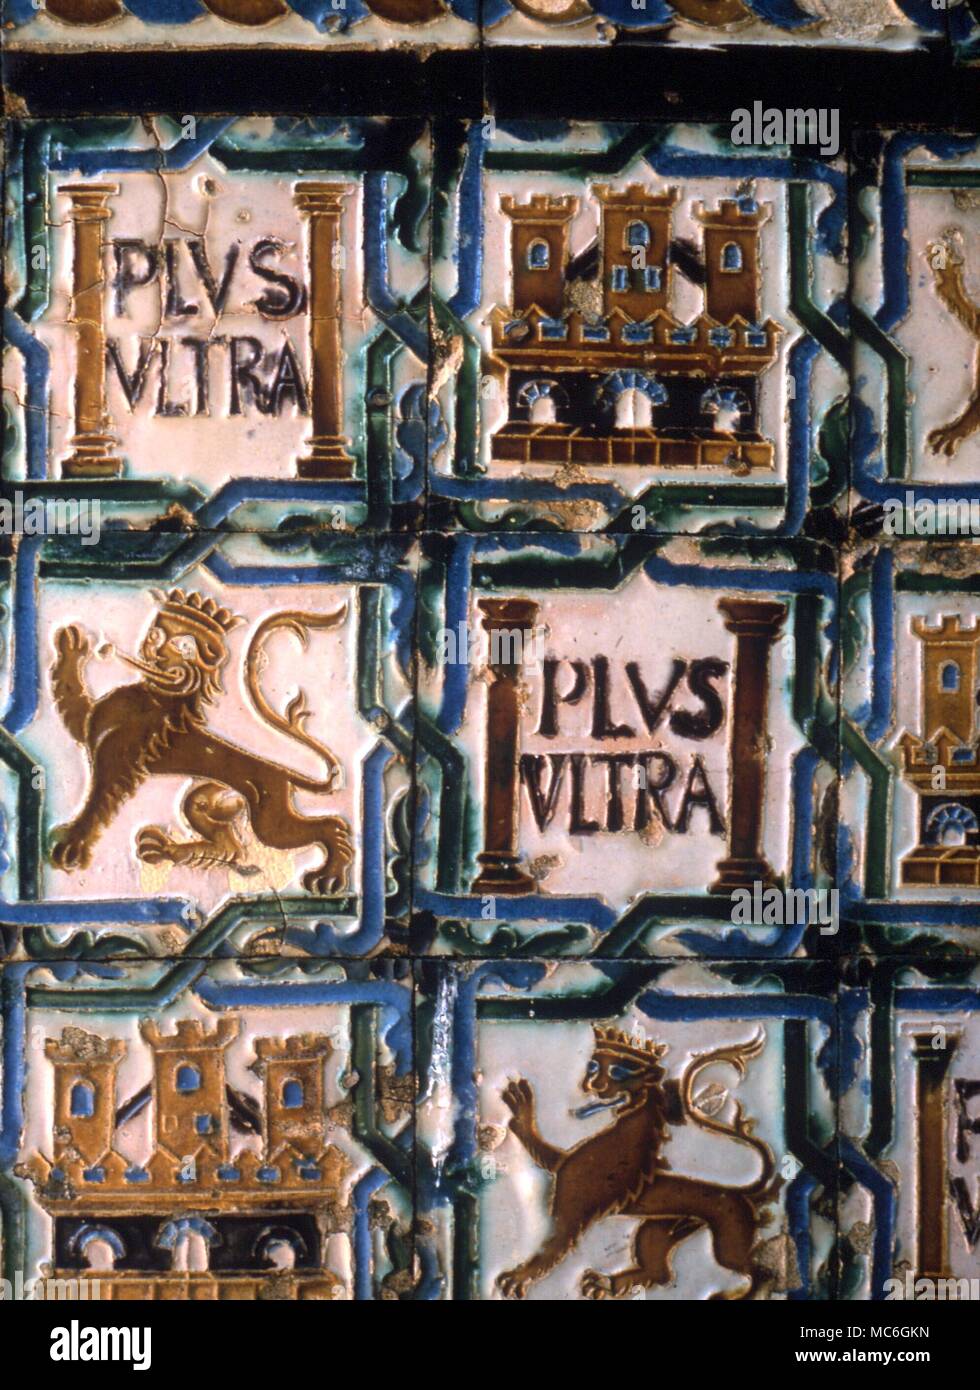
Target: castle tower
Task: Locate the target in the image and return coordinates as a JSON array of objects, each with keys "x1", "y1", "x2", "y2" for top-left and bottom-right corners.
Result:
[
  {"x1": 253, "y1": 1035, "x2": 332, "y2": 1159},
  {"x1": 46, "y1": 1028, "x2": 127, "y2": 1166},
  {"x1": 593, "y1": 183, "x2": 679, "y2": 321},
  {"x1": 500, "y1": 194, "x2": 579, "y2": 318},
  {"x1": 140, "y1": 1017, "x2": 239, "y2": 1161},
  {"x1": 692, "y1": 197, "x2": 771, "y2": 325},
  {"x1": 911, "y1": 616, "x2": 980, "y2": 745}
]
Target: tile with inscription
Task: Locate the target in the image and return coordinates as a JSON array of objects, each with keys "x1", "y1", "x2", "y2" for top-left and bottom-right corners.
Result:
[
  {"x1": 413, "y1": 534, "x2": 839, "y2": 958},
  {"x1": 429, "y1": 121, "x2": 848, "y2": 534},
  {"x1": 3, "y1": 118, "x2": 429, "y2": 533},
  {"x1": 851, "y1": 132, "x2": 980, "y2": 531},
  {"x1": 0, "y1": 530, "x2": 415, "y2": 956},
  {"x1": 839, "y1": 958, "x2": 980, "y2": 1300},
  {"x1": 1, "y1": 955, "x2": 415, "y2": 1300},
  {"x1": 2, "y1": 0, "x2": 477, "y2": 50},
  {"x1": 416, "y1": 958, "x2": 837, "y2": 1300},
  {"x1": 840, "y1": 541, "x2": 980, "y2": 946},
  {"x1": 481, "y1": 0, "x2": 944, "y2": 50}
]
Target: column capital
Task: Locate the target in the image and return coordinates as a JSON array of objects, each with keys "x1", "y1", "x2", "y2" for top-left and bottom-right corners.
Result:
[
  {"x1": 293, "y1": 182, "x2": 355, "y2": 218},
  {"x1": 717, "y1": 598, "x2": 788, "y2": 640},
  {"x1": 58, "y1": 183, "x2": 120, "y2": 222},
  {"x1": 477, "y1": 597, "x2": 540, "y2": 635}
]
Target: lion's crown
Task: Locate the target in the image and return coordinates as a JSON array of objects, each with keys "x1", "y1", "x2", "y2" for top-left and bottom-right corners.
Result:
[{"x1": 592, "y1": 1026, "x2": 668, "y2": 1065}]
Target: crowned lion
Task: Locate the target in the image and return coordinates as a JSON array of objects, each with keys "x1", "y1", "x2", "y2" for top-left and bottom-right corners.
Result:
[
  {"x1": 497, "y1": 1027, "x2": 781, "y2": 1300},
  {"x1": 49, "y1": 589, "x2": 353, "y2": 894}
]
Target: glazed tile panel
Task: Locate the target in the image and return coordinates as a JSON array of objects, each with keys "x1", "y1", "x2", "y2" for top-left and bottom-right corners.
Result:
[
  {"x1": 414, "y1": 535, "x2": 839, "y2": 957},
  {"x1": 1, "y1": 957, "x2": 415, "y2": 1299},
  {"x1": 2, "y1": 0, "x2": 479, "y2": 49},
  {"x1": 0, "y1": 531, "x2": 416, "y2": 956},
  {"x1": 3, "y1": 118, "x2": 429, "y2": 533},
  {"x1": 417, "y1": 959, "x2": 838, "y2": 1300},
  {"x1": 429, "y1": 121, "x2": 848, "y2": 534},
  {"x1": 840, "y1": 542, "x2": 980, "y2": 944},
  {"x1": 839, "y1": 959, "x2": 980, "y2": 1299},
  {"x1": 851, "y1": 132, "x2": 980, "y2": 527}
]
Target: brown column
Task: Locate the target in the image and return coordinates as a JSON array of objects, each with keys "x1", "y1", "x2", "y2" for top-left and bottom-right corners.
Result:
[
  {"x1": 911, "y1": 1032, "x2": 958, "y2": 1281},
  {"x1": 471, "y1": 597, "x2": 539, "y2": 897},
  {"x1": 294, "y1": 182, "x2": 355, "y2": 479},
  {"x1": 59, "y1": 183, "x2": 122, "y2": 478},
  {"x1": 710, "y1": 598, "x2": 788, "y2": 894}
]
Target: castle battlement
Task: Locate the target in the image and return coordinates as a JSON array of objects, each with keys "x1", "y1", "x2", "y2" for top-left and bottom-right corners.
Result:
[
  {"x1": 139, "y1": 1017, "x2": 240, "y2": 1050},
  {"x1": 592, "y1": 183, "x2": 680, "y2": 209},
  {"x1": 45, "y1": 1028, "x2": 126, "y2": 1064},
  {"x1": 911, "y1": 615, "x2": 980, "y2": 640},
  {"x1": 500, "y1": 193, "x2": 579, "y2": 221}
]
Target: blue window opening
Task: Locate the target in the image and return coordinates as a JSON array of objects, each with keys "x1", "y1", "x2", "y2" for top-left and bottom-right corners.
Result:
[
  {"x1": 195, "y1": 1114, "x2": 214, "y2": 1135},
  {"x1": 610, "y1": 266, "x2": 629, "y2": 292},
  {"x1": 70, "y1": 1081, "x2": 95, "y2": 1118},
  {"x1": 527, "y1": 239, "x2": 550, "y2": 270},
  {"x1": 721, "y1": 242, "x2": 743, "y2": 272},
  {"x1": 952, "y1": 747, "x2": 974, "y2": 763},
  {"x1": 258, "y1": 1166, "x2": 280, "y2": 1184},
  {"x1": 642, "y1": 266, "x2": 662, "y2": 292},
  {"x1": 709, "y1": 327, "x2": 734, "y2": 348},
  {"x1": 282, "y1": 1080, "x2": 304, "y2": 1110},
  {"x1": 83, "y1": 1167, "x2": 105, "y2": 1183},
  {"x1": 626, "y1": 221, "x2": 650, "y2": 248},
  {"x1": 124, "y1": 1167, "x2": 149, "y2": 1184},
  {"x1": 746, "y1": 326, "x2": 768, "y2": 347},
  {"x1": 217, "y1": 1165, "x2": 241, "y2": 1182},
  {"x1": 583, "y1": 325, "x2": 610, "y2": 341},
  {"x1": 671, "y1": 326, "x2": 697, "y2": 345},
  {"x1": 941, "y1": 663, "x2": 960, "y2": 692},
  {"x1": 540, "y1": 318, "x2": 567, "y2": 340},
  {"x1": 622, "y1": 324, "x2": 652, "y2": 344}
]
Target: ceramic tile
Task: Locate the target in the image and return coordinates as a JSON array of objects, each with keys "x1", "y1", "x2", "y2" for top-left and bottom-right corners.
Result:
[
  {"x1": 3, "y1": 1, "x2": 478, "y2": 51},
  {"x1": 1, "y1": 955, "x2": 415, "y2": 1300},
  {"x1": 851, "y1": 131, "x2": 980, "y2": 532},
  {"x1": 413, "y1": 533, "x2": 839, "y2": 957},
  {"x1": 481, "y1": 0, "x2": 943, "y2": 50},
  {"x1": 3, "y1": 118, "x2": 429, "y2": 532},
  {"x1": 428, "y1": 120, "x2": 848, "y2": 534},
  {"x1": 839, "y1": 957, "x2": 980, "y2": 1300},
  {"x1": 0, "y1": 530, "x2": 415, "y2": 956},
  {"x1": 416, "y1": 957, "x2": 838, "y2": 1299},
  {"x1": 840, "y1": 540, "x2": 980, "y2": 945}
]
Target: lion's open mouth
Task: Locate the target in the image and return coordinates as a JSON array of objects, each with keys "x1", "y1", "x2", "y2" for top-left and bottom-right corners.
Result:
[{"x1": 116, "y1": 649, "x2": 200, "y2": 696}]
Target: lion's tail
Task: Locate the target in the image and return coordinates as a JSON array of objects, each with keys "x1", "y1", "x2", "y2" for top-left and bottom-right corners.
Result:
[
  {"x1": 680, "y1": 1030, "x2": 776, "y2": 1201},
  {"x1": 244, "y1": 606, "x2": 348, "y2": 792}
]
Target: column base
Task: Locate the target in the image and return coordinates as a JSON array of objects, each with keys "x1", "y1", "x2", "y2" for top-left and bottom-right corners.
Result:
[
  {"x1": 471, "y1": 852, "x2": 535, "y2": 897},
  {"x1": 60, "y1": 434, "x2": 123, "y2": 479},
  {"x1": 297, "y1": 437, "x2": 355, "y2": 480},
  {"x1": 709, "y1": 856, "x2": 775, "y2": 896}
]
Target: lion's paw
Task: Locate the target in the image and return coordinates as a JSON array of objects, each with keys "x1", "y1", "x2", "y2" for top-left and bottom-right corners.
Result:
[
  {"x1": 50, "y1": 828, "x2": 94, "y2": 872},
  {"x1": 581, "y1": 1269, "x2": 615, "y2": 1300},
  {"x1": 496, "y1": 1268, "x2": 533, "y2": 1300},
  {"x1": 54, "y1": 625, "x2": 92, "y2": 662}
]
